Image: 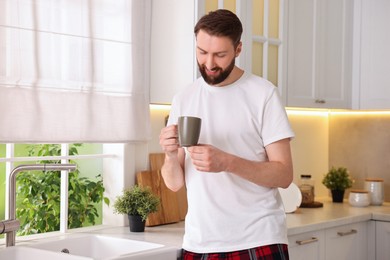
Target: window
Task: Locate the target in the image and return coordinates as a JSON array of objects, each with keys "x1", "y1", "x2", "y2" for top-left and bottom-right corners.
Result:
[
  {"x1": 0, "y1": 0, "x2": 152, "y2": 240},
  {"x1": 0, "y1": 143, "x2": 115, "y2": 236}
]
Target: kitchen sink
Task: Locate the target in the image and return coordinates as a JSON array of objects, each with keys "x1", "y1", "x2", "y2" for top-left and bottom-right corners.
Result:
[
  {"x1": 27, "y1": 234, "x2": 177, "y2": 260},
  {"x1": 0, "y1": 246, "x2": 90, "y2": 260}
]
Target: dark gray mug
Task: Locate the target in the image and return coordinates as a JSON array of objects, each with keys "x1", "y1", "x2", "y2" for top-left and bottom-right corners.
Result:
[{"x1": 178, "y1": 116, "x2": 202, "y2": 147}]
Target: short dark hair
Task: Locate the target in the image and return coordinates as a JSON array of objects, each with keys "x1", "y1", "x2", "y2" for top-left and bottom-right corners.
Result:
[{"x1": 194, "y1": 9, "x2": 243, "y2": 48}]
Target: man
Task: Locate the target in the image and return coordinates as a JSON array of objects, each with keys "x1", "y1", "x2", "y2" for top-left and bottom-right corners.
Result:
[{"x1": 159, "y1": 9, "x2": 294, "y2": 259}]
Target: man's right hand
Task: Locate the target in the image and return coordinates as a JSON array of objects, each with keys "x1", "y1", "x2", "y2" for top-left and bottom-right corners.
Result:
[{"x1": 159, "y1": 124, "x2": 180, "y2": 156}]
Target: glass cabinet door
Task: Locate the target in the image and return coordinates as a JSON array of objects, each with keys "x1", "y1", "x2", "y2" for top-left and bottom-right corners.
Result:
[
  {"x1": 198, "y1": 0, "x2": 285, "y2": 89},
  {"x1": 252, "y1": 0, "x2": 282, "y2": 87}
]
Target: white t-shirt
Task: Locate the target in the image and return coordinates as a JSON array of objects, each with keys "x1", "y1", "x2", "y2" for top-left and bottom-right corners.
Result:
[{"x1": 167, "y1": 71, "x2": 295, "y2": 253}]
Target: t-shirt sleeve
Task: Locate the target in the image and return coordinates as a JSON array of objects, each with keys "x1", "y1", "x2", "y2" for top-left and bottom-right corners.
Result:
[{"x1": 261, "y1": 88, "x2": 295, "y2": 146}]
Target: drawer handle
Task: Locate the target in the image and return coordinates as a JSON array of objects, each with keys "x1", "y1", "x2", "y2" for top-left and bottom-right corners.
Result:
[
  {"x1": 315, "y1": 99, "x2": 326, "y2": 104},
  {"x1": 296, "y1": 237, "x2": 318, "y2": 245},
  {"x1": 337, "y1": 229, "x2": 357, "y2": 236}
]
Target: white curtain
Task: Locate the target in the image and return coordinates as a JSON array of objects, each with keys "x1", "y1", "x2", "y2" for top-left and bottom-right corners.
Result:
[{"x1": 0, "y1": 0, "x2": 151, "y2": 143}]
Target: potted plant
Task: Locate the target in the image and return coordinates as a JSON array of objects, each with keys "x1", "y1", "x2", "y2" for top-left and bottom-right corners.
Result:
[
  {"x1": 113, "y1": 184, "x2": 160, "y2": 232},
  {"x1": 322, "y1": 166, "x2": 353, "y2": 203}
]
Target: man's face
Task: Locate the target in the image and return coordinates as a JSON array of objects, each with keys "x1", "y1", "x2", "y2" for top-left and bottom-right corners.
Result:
[{"x1": 196, "y1": 30, "x2": 241, "y2": 86}]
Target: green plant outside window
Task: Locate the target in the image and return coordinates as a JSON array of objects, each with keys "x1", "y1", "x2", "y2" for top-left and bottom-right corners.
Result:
[{"x1": 1, "y1": 143, "x2": 109, "y2": 236}]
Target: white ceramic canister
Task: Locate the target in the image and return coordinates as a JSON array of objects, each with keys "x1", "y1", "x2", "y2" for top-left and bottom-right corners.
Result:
[
  {"x1": 348, "y1": 190, "x2": 370, "y2": 207},
  {"x1": 364, "y1": 178, "x2": 384, "y2": 206}
]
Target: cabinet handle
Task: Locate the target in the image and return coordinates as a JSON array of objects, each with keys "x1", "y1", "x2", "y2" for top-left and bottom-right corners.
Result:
[
  {"x1": 296, "y1": 237, "x2": 319, "y2": 245},
  {"x1": 337, "y1": 229, "x2": 357, "y2": 236},
  {"x1": 315, "y1": 99, "x2": 326, "y2": 104}
]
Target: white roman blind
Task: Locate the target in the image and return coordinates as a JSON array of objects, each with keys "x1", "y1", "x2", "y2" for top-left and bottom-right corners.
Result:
[{"x1": 0, "y1": 0, "x2": 151, "y2": 143}]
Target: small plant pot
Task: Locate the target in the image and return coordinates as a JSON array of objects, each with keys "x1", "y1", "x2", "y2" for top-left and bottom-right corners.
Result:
[
  {"x1": 331, "y1": 189, "x2": 345, "y2": 203},
  {"x1": 128, "y1": 214, "x2": 146, "y2": 232}
]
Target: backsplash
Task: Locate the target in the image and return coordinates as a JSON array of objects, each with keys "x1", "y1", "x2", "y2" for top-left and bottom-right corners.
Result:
[
  {"x1": 149, "y1": 106, "x2": 390, "y2": 202},
  {"x1": 328, "y1": 112, "x2": 390, "y2": 201},
  {"x1": 286, "y1": 111, "x2": 329, "y2": 199}
]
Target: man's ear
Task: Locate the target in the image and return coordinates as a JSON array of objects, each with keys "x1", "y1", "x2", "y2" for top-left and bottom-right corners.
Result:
[{"x1": 235, "y1": 41, "x2": 242, "y2": 57}]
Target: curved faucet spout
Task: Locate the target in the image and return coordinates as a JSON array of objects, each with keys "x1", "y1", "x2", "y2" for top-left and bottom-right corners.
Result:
[{"x1": 6, "y1": 163, "x2": 77, "y2": 247}]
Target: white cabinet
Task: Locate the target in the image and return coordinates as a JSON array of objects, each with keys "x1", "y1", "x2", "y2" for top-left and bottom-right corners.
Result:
[
  {"x1": 149, "y1": 0, "x2": 197, "y2": 104},
  {"x1": 288, "y1": 221, "x2": 369, "y2": 260},
  {"x1": 151, "y1": 1, "x2": 390, "y2": 108},
  {"x1": 375, "y1": 221, "x2": 390, "y2": 260},
  {"x1": 324, "y1": 222, "x2": 368, "y2": 260},
  {"x1": 286, "y1": 0, "x2": 390, "y2": 109},
  {"x1": 286, "y1": 0, "x2": 354, "y2": 109},
  {"x1": 288, "y1": 230, "x2": 325, "y2": 260},
  {"x1": 357, "y1": 0, "x2": 390, "y2": 109}
]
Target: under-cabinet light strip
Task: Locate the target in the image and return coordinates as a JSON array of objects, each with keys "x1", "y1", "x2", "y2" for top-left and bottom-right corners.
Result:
[
  {"x1": 151, "y1": 104, "x2": 390, "y2": 116},
  {"x1": 329, "y1": 110, "x2": 390, "y2": 115}
]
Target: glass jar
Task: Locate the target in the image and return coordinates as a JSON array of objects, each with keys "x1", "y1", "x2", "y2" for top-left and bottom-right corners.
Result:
[{"x1": 299, "y1": 174, "x2": 315, "y2": 204}]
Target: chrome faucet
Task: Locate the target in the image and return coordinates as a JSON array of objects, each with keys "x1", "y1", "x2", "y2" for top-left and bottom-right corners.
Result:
[{"x1": 2, "y1": 164, "x2": 77, "y2": 247}]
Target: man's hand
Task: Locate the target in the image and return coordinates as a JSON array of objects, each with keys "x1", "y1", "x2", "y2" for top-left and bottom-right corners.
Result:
[
  {"x1": 159, "y1": 125, "x2": 180, "y2": 156},
  {"x1": 187, "y1": 144, "x2": 230, "y2": 172}
]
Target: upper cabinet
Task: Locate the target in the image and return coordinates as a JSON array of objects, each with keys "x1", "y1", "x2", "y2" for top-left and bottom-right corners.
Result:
[
  {"x1": 285, "y1": 0, "x2": 354, "y2": 109},
  {"x1": 149, "y1": 1, "x2": 197, "y2": 104},
  {"x1": 358, "y1": 0, "x2": 390, "y2": 109},
  {"x1": 150, "y1": 0, "x2": 390, "y2": 109},
  {"x1": 285, "y1": 0, "x2": 390, "y2": 109}
]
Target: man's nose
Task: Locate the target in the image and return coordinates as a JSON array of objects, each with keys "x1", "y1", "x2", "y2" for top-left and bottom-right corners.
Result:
[{"x1": 205, "y1": 55, "x2": 216, "y2": 70}]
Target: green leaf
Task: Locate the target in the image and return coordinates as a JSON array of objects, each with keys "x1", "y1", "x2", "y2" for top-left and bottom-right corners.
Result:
[{"x1": 104, "y1": 197, "x2": 110, "y2": 206}]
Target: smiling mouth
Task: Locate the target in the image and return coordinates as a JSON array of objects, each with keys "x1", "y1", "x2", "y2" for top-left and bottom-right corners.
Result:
[{"x1": 206, "y1": 67, "x2": 220, "y2": 75}]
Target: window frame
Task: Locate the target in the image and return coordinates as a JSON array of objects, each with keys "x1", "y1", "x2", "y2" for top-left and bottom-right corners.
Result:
[{"x1": 1, "y1": 143, "x2": 116, "y2": 234}]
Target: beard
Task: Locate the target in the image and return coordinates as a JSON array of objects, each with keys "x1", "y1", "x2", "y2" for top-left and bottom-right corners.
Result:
[{"x1": 198, "y1": 58, "x2": 235, "y2": 85}]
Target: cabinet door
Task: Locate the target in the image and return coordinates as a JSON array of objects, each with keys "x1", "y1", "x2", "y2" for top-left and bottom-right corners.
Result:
[
  {"x1": 324, "y1": 222, "x2": 368, "y2": 260},
  {"x1": 376, "y1": 221, "x2": 390, "y2": 260},
  {"x1": 288, "y1": 230, "x2": 325, "y2": 260},
  {"x1": 286, "y1": 0, "x2": 353, "y2": 108},
  {"x1": 150, "y1": 0, "x2": 196, "y2": 104},
  {"x1": 359, "y1": 0, "x2": 390, "y2": 109}
]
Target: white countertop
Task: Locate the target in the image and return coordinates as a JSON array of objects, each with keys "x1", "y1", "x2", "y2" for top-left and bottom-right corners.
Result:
[
  {"x1": 4, "y1": 200, "x2": 390, "y2": 252},
  {"x1": 286, "y1": 200, "x2": 390, "y2": 235},
  {"x1": 72, "y1": 199, "x2": 390, "y2": 248}
]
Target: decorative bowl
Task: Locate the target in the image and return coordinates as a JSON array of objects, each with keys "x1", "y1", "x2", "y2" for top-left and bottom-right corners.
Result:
[{"x1": 348, "y1": 190, "x2": 370, "y2": 207}]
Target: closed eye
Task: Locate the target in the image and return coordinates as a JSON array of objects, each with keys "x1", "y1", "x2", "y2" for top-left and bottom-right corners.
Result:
[
  {"x1": 197, "y1": 47, "x2": 227, "y2": 58},
  {"x1": 216, "y1": 53, "x2": 226, "y2": 58}
]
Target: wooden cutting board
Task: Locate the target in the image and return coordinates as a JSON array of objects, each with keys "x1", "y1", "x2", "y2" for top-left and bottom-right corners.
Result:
[
  {"x1": 136, "y1": 170, "x2": 181, "y2": 226},
  {"x1": 149, "y1": 153, "x2": 188, "y2": 220},
  {"x1": 150, "y1": 153, "x2": 166, "y2": 172}
]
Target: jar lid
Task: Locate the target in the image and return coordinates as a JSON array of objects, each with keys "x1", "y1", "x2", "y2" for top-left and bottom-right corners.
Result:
[
  {"x1": 365, "y1": 178, "x2": 384, "y2": 182},
  {"x1": 350, "y1": 190, "x2": 369, "y2": 193}
]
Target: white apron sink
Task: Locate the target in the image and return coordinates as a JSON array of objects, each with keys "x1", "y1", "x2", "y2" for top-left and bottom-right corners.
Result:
[
  {"x1": 27, "y1": 234, "x2": 177, "y2": 260},
  {"x1": 0, "y1": 246, "x2": 90, "y2": 260}
]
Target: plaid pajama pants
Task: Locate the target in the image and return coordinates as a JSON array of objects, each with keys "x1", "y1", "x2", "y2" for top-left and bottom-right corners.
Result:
[{"x1": 182, "y1": 244, "x2": 289, "y2": 260}]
